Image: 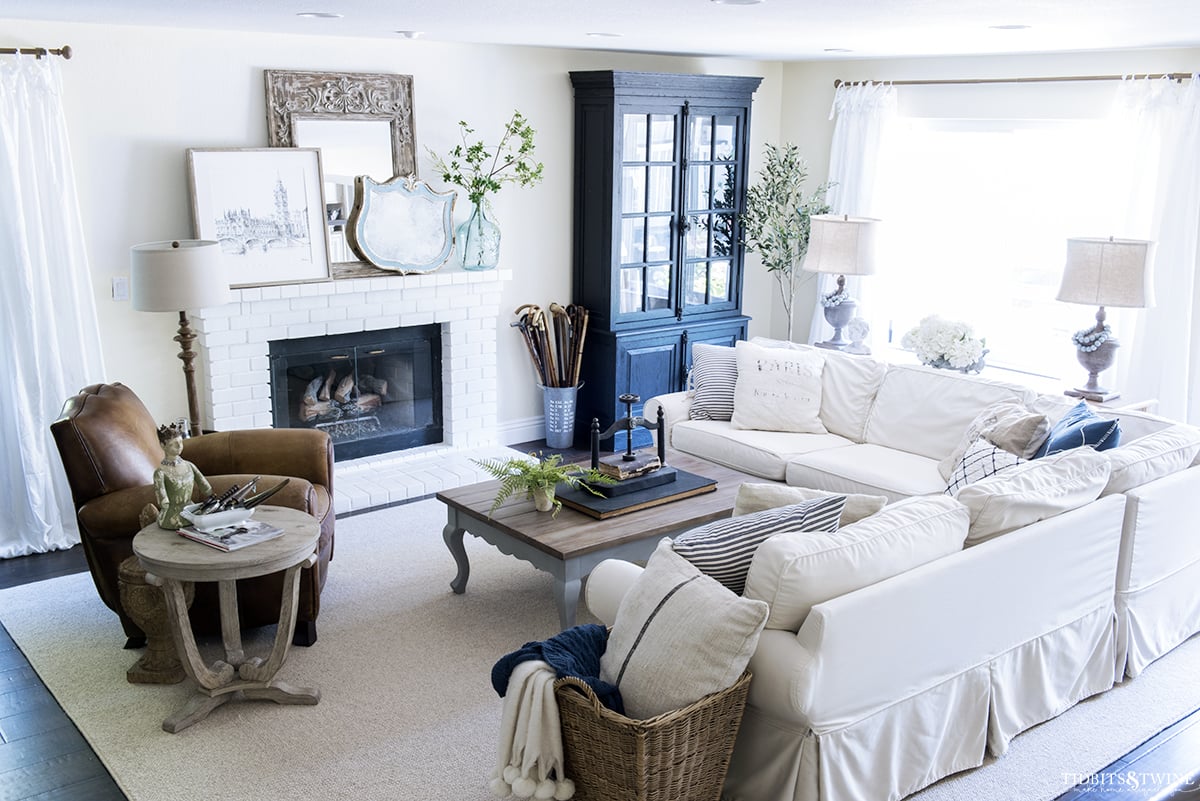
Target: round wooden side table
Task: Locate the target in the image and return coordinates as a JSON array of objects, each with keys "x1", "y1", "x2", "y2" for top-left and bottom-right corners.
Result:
[{"x1": 133, "y1": 505, "x2": 321, "y2": 733}]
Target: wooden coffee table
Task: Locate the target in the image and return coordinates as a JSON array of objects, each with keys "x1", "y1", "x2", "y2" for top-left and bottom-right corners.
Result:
[
  {"x1": 437, "y1": 453, "x2": 752, "y2": 629},
  {"x1": 132, "y1": 506, "x2": 321, "y2": 733}
]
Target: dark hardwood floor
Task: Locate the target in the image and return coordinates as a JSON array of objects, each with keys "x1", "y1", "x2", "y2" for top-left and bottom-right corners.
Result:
[{"x1": 2, "y1": 531, "x2": 1199, "y2": 800}]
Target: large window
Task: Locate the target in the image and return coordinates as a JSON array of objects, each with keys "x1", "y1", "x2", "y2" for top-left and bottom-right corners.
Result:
[{"x1": 869, "y1": 114, "x2": 1126, "y2": 379}]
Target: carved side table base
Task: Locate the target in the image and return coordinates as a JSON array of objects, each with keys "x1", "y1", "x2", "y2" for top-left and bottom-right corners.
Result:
[{"x1": 118, "y1": 556, "x2": 192, "y2": 684}]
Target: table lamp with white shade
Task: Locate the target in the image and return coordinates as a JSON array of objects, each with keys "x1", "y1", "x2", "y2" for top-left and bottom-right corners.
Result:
[
  {"x1": 802, "y1": 214, "x2": 879, "y2": 351},
  {"x1": 130, "y1": 240, "x2": 232, "y2": 436},
  {"x1": 1056, "y1": 236, "x2": 1154, "y2": 403}
]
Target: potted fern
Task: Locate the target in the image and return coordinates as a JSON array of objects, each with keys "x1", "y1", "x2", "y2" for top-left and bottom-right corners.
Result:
[{"x1": 473, "y1": 452, "x2": 612, "y2": 516}]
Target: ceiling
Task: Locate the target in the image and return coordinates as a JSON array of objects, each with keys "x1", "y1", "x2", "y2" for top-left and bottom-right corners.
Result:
[{"x1": 4, "y1": 0, "x2": 1199, "y2": 61}]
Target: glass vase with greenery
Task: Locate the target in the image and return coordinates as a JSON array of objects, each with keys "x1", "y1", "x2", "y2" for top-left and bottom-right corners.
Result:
[{"x1": 740, "y1": 143, "x2": 831, "y2": 341}]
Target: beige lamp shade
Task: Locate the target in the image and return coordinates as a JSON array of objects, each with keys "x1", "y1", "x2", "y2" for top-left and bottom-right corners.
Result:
[
  {"x1": 802, "y1": 214, "x2": 880, "y2": 277},
  {"x1": 1057, "y1": 237, "x2": 1154, "y2": 309},
  {"x1": 130, "y1": 240, "x2": 232, "y2": 312}
]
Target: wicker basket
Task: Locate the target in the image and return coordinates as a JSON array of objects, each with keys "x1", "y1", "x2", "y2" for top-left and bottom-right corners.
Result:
[{"x1": 553, "y1": 671, "x2": 751, "y2": 801}]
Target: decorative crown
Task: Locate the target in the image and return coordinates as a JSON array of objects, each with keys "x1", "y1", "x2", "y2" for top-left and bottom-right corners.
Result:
[{"x1": 156, "y1": 423, "x2": 184, "y2": 444}]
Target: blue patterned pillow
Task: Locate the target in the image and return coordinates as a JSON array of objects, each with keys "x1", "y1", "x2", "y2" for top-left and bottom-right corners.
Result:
[
  {"x1": 672, "y1": 495, "x2": 846, "y2": 594},
  {"x1": 1034, "y1": 400, "x2": 1121, "y2": 458}
]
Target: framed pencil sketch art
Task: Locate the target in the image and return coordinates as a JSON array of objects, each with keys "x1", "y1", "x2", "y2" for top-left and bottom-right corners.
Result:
[{"x1": 187, "y1": 147, "x2": 332, "y2": 288}]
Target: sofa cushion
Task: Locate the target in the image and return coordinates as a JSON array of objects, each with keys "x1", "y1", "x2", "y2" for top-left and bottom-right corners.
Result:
[
  {"x1": 958, "y1": 446, "x2": 1111, "y2": 546},
  {"x1": 750, "y1": 337, "x2": 887, "y2": 442},
  {"x1": 731, "y1": 340, "x2": 826, "y2": 434},
  {"x1": 743, "y1": 496, "x2": 969, "y2": 631},
  {"x1": 688, "y1": 343, "x2": 738, "y2": 421},
  {"x1": 864, "y1": 364, "x2": 1037, "y2": 461},
  {"x1": 1034, "y1": 400, "x2": 1121, "y2": 458},
  {"x1": 1101, "y1": 425, "x2": 1200, "y2": 496},
  {"x1": 672, "y1": 420, "x2": 854, "y2": 481},
  {"x1": 938, "y1": 400, "x2": 1049, "y2": 480},
  {"x1": 673, "y1": 495, "x2": 846, "y2": 594},
  {"x1": 944, "y1": 437, "x2": 1026, "y2": 495},
  {"x1": 600, "y1": 539, "x2": 768, "y2": 719},
  {"x1": 785, "y1": 443, "x2": 946, "y2": 502},
  {"x1": 733, "y1": 482, "x2": 887, "y2": 526}
]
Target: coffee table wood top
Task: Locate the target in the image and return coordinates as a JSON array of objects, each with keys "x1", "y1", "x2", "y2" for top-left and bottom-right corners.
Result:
[{"x1": 436, "y1": 452, "x2": 754, "y2": 561}]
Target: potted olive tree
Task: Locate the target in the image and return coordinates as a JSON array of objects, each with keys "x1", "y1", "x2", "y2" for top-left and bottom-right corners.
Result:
[{"x1": 740, "y1": 143, "x2": 831, "y2": 341}]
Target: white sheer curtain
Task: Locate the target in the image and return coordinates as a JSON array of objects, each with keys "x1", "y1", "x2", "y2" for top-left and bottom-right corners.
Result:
[
  {"x1": 808, "y1": 82, "x2": 897, "y2": 348},
  {"x1": 0, "y1": 55, "x2": 106, "y2": 557},
  {"x1": 1110, "y1": 75, "x2": 1200, "y2": 424}
]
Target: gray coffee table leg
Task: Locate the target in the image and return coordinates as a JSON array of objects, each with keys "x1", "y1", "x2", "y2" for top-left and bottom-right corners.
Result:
[
  {"x1": 443, "y1": 510, "x2": 470, "y2": 594},
  {"x1": 554, "y1": 559, "x2": 585, "y2": 630}
]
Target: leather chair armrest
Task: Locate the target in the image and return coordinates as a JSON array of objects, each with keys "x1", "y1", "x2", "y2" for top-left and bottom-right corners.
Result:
[{"x1": 183, "y1": 429, "x2": 334, "y2": 493}]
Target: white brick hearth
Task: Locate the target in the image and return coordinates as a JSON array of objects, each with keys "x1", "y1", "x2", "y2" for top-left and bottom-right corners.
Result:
[{"x1": 190, "y1": 267, "x2": 518, "y2": 514}]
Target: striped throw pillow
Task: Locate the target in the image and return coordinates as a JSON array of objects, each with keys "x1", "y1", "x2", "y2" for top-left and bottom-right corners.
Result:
[
  {"x1": 688, "y1": 343, "x2": 738, "y2": 421},
  {"x1": 672, "y1": 494, "x2": 846, "y2": 594}
]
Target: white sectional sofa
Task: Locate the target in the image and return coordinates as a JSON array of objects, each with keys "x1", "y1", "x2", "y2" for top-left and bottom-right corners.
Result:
[{"x1": 586, "y1": 338, "x2": 1200, "y2": 801}]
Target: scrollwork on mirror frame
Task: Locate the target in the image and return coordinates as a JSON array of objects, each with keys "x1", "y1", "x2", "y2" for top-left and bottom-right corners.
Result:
[{"x1": 263, "y1": 69, "x2": 417, "y2": 179}]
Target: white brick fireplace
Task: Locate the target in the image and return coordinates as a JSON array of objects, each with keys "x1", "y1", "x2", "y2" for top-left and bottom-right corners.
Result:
[{"x1": 189, "y1": 268, "x2": 515, "y2": 512}]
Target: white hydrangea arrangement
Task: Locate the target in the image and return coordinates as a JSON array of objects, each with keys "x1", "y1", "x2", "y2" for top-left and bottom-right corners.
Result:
[{"x1": 901, "y1": 315, "x2": 988, "y2": 372}]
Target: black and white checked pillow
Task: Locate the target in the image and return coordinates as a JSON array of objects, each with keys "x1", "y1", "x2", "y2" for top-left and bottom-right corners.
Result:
[
  {"x1": 672, "y1": 494, "x2": 846, "y2": 594},
  {"x1": 944, "y1": 437, "x2": 1025, "y2": 495},
  {"x1": 688, "y1": 343, "x2": 738, "y2": 421}
]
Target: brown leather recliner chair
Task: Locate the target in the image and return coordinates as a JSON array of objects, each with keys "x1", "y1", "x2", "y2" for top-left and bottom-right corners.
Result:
[{"x1": 50, "y1": 383, "x2": 334, "y2": 647}]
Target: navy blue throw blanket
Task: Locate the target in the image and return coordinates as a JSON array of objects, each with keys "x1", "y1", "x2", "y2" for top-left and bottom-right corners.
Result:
[{"x1": 491, "y1": 623, "x2": 624, "y2": 715}]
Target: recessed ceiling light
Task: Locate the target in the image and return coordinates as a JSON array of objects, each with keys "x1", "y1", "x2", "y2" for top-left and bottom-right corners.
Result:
[
  {"x1": 824, "y1": 48, "x2": 853, "y2": 53},
  {"x1": 711, "y1": 0, "x2": 764, "y2": 5},
  {"x1": 989, "y1": 24, "x2": 1031, "y2": 30},
  {"x1": 296, "y1": 12, "x2": 343, "y2": 19},
  {"x1": 395, "y1": 30, "x2": 425, "y2": 39},
  {"x1": 587, "y1": 32, "x2": 624, "y2": 38}
]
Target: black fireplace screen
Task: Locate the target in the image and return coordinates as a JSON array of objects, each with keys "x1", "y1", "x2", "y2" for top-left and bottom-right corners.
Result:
[{"x1": 269, "y1": 325, "x2": 443, "y2": 461}]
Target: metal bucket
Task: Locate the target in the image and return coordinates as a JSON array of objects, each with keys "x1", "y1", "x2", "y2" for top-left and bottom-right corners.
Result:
[{"x1": 542, "y1": 383, "x2": 582, "y2": 449}]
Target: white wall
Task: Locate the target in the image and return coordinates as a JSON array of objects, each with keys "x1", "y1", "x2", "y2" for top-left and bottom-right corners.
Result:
[
  {"x1": 2, "y1": 19, "x2": 781, "y2": 438},
  {"x1": 779, "y1": 47, "x2": 1200, "y2": 341}
]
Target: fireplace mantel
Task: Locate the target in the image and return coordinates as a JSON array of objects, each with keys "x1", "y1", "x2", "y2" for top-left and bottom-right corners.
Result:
[{"x1": 191, "y1": 268, "x2": 510, "y2": 457}]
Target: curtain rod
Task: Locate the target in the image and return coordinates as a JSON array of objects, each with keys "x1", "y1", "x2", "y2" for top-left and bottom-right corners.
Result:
[
  {"x1": 833, "y1": 72, "x2": 1191, "y2": 88},
  {"x1": 0, "y1": 44, "x2": 73, "y2": 59}
]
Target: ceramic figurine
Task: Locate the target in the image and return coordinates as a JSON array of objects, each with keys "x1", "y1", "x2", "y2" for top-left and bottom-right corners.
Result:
[{"x1": 152, "y1": 423, "x2": 212, "y2": 529}]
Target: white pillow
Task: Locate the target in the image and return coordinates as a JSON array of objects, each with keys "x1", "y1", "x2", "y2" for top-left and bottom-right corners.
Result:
[
  {"x1": 743, "y1": 496, "x2": 969, "y2": 631},
  {"x1": 733, "y1": 482, "x2": 887, "y2": 526},
  {"x1": 938, "y1": 400, "x2": 1049, "y2": 480},
  {"x1": 1101, "y1": 425, "x2": 1200, "y2": 496},
  {"x1": 688, "y1": 343, "x2": 738, "y2": 421},
  {"x1": 944, "y1": 437, "x2": 1025, "y2": 495},
  {"x1": 957, "y1": 447, "x2": 1111, "y2": 547},
  {"x1": 600, "y1": 539, "x2": 768, "y2": 719},
  {"x1": 730, "y1": 340, "x2": 826, "y2": 433}
]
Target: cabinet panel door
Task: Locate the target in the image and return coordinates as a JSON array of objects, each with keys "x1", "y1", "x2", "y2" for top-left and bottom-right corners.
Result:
[{"x1": 615, "y1": 334, "x2": 683, "y2": 450}]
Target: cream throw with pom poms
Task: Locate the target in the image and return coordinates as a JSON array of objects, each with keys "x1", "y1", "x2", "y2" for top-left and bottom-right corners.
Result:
[{"x1": 490, "y1": 659, "x2": 575, "y2": 800}]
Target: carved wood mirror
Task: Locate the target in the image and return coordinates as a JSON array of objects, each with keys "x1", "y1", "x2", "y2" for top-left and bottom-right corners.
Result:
[{"x1": 264, "y1": 69, "x2": 417, "y2": 275}]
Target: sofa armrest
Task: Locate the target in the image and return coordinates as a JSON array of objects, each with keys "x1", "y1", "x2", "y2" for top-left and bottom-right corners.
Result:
[
  {"x1": 584, "y1": 559, "x2": 645, "y2": 625},
  {"x1": 1118, "y1": 466, "x2": 1200, "y2": 592},
  {"x1": 183, "y1": 429, "x2": 334, "y2": 494},
  {"x1": 644, "y1": 391, "x2": 691, "y2": 450},
  {"x1": 790, "y1": 494, "x2": 1125, "y2": 732}
]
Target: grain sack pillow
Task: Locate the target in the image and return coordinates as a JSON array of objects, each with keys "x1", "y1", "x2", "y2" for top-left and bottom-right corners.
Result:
[
  {"x1": 672, "y1": 494, "x2": 846, "y2": 594},
  {"x1": 733, "y1": 482, "x2": 886, "y2": 526},
  {"x1": 944, "y1": 437, "x2": 1026, "y2": 495},
  {"x1": 730, "y1": 340, "x2": 827, "y2": 433},
  {"x1": 599, "y1": 539, "x2": 768, "y2": 719},
  {"x1": 688, "y1": 343, "x2": 738, "y2": 421}
]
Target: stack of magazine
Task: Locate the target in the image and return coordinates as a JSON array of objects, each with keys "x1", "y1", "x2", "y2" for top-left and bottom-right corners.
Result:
[{"x1": 177, "y1": 520, "x2": 285, "y2": 552}]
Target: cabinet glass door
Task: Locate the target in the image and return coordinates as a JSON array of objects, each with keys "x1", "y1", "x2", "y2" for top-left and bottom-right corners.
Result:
[
  {"x1": 619, "y1": 112, "x2": 679, "y2": 318},
  {"x1": 683, "y1": 110, "x2": 742, "y2": 315}
]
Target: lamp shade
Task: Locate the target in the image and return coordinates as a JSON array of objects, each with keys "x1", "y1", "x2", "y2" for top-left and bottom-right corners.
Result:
[
  {"x1": 802, "y1": 214, "x2": 880, "y2": 277},
  {"x1": 1056, "y1": 237, "x2": 1154, "y2": 309},
  {"x1": 130, "y1": 240, "x2": 231, "y2": 312}
]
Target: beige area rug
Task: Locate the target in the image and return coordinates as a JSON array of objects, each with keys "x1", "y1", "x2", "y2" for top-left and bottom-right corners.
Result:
[{"x1": 2, "y1": 497, "x2": 1199, "y2": 801}]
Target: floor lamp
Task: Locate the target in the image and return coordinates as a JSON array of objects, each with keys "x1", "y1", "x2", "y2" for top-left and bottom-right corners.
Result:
[
  {"x1": 1056, "y1": 236, "x2": 1154, "y2": 403},
  {"x1": 803, "y1": 214, "x2": 879, "y2": 351},
  {"x1": 130, "y1": 240, "x2": 231, "y2": 436}
]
